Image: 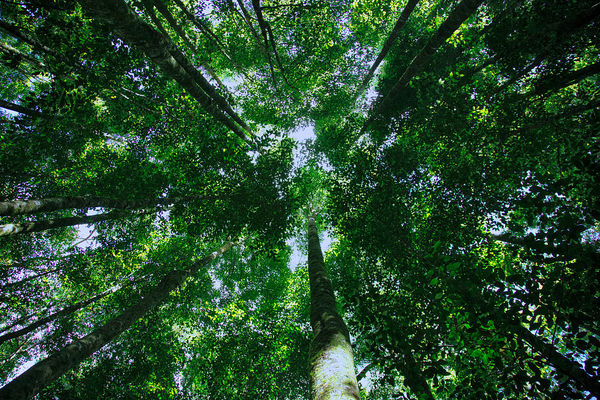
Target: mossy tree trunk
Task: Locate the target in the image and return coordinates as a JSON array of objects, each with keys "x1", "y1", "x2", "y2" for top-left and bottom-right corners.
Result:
[{"x1": 307, "y1": 217, "x2": 360, "y2": 400}]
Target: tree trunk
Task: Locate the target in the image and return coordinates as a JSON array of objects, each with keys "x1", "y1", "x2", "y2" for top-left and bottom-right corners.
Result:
[
  {"x1": 0, "y1": 20, "x2": 57, "y2": 57},
  {"x1": 0, "y1": 194, "x2": 224, "y2": 216},
  {"x1": 77, "y1": 0, "x2": 253, "y2": 145},
  {"x1": 368, "y1": 0, "x2": 483, "y2": 125},
  {"x1": 0, "y1": 99, "x2": 42, "y2": 118},
  {"x1": 510, "y1": 324, "x2": 600, "y2": 397},
  {"x1": 453, "y1": 278, "x2": 600, "y2": 397},
  {"x1": 0, "y1": 211, "x2": 128, "y2": 237},
  {"x1": 0, "y1": 240, "x2": 235, "y2": 400},
  {"x1": 172, "y1": 0, "x2": 250, "y2": 78},
  {"x1": 0, "y1": 284, "x2": 119, "y2": 345},
  {"x1": 307, "y1": 217, "x2": 360, "y2": 400},
  {"x1": 356, "y1": 0, "x2": 419, "y2": 97}
]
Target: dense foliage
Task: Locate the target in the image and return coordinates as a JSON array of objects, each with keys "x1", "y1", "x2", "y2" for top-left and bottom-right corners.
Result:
[{"x1": 0, "y1": 0, "x2": 598, "y2": 398}]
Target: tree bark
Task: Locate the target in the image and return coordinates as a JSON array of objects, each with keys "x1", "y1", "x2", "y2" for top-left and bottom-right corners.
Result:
[
  {"x1": 307, "y1": 217, "x2": 360, "y2": 400},
  {"x1": 0, "y1": 194, "x2": 224, "y2": 216},
  {"x1": 77, "y1": 0, "x2": 253, "y2": 145},
  {"x1": 366, "y1": 0, "x2": 483, "y2": 127},
  {"x1": 0, "y1": 240, "x2": 235, "y2": 400},
  {"x1": 0, "y1": 284, "x2": 119, "y2": 345},
  {"x1": 356, "y1": 0, "x2": 420, "y2": 97},
  {"x1": 0, "y1": 211, "x2": 128, "y2": 237},
  {"x1": 0, "y1": 99, "x2": 42, "y2": 118}
]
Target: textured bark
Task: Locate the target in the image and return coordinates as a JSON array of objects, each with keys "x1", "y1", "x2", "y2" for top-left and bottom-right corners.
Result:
[
  {"x1": 368, "y1": 0, "x2": 483, "y2": 125},
  {"x1": 0, "y1": 211, "x2": 126, "y2": 237},
  {"x1": 0, "y1": 285, "x2": 118, "y2": 345},
  {"x1": 0, "y1": 99, "x2": 42, "y2": 118},
  {"x1": 308, "y1": 217, "x2": 360, "y2": 400},
  {"x1": 77, "y1": 0, "x2": 253, "y2": 144},
  {"x1": 356, "y1": 0, "x2": 419, "y2": 97},
  {"x1": 0, "y1": 241, "x2": 234, "y2": 400},
  {"x1": 0, "y1": 195, "x2": 223, "y2": 216}
]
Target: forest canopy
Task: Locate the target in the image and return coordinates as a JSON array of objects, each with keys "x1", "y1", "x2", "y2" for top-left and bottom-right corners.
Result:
[{"x1": 0, "y1": 0, "x2": 599, "y2": 399}]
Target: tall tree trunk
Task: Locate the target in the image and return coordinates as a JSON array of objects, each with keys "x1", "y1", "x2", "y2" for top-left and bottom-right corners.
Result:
[
  {"x1": 0, "y1": 194, "x2": 224, "y2": 216},
  {"x1": 454, "y1": 279, "x2": 600, "y2": 396},
  {"x1": 366, "y1": 0, "x2": 483, "y2": 127},
  {"x1": 0, "y1": 20, "x2": 58, "y2": 57},
  {"x1": 0, "y1": 211, "x2": 129, "y2": 237},
  {"x1": 149, "y1": 0, "x2": 228, "y2": 91},
  {"x1": 0, "y1": 99, "x2": 42, "y2": 118},
  {"x1": 356, "y1": 0, "x2": 420, "y2": 97},
  {"x1": 172, "y1": 0, "x2": 250, "y2": 78},
  {"x1": 77, "y1": 0, "x2": 253, "y2": 145},
  {"x1": 307, "y1": 217, "x2": 360, "y2": 400},
  {"x1": 0, "y1": 240, "x2": 235, "y2": 400},
  {"x1": 0, "y1": 284, "x2": 119, "y2": 345},
  {"x1": 509, "y1": 323, "x2": 600, "y2": 397}
]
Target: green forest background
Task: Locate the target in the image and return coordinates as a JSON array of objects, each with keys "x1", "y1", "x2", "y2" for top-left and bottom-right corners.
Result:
[{"x1": 0, "y1": 0, "x2": 599, "y2": 398}]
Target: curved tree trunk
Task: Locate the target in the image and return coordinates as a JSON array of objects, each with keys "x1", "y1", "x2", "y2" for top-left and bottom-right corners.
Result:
[
  {"x1": 0, "y1": 240, "x2": 235, "y2": 400},
  {"x1": 307, "y1": 217, "x2": 360, "y2": 400}
]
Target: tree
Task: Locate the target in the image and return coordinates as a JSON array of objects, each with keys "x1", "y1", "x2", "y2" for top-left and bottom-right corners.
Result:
[{"x1": 1, "y1": 0, "x2": 599, "y2": 398}]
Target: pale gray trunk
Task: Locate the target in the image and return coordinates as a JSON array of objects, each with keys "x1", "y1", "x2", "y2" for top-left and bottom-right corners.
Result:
[
  {"x1": 0, "y1": 211, "x2": 127, "y2": 237},
  {"x1": 0, "y1": 240, "x2": 235, "y2": 400},
  {"x1": 0, "y1": 195, "x2": 223, "y2": 216},
  {"x1": 307, "y1": 217, "x2": 360, "y2": 400}
]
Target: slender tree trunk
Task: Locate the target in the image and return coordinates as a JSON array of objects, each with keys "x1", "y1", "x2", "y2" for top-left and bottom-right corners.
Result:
[
  {"x1": 0, "y1": 20, "x2": 57, "y2": 56},
  {"x1": 172, "y1": 0, "x2": 250, "y2": 78},
  {"x1": 0, "y1": 240, "x2": 235, "y2": 400},
  {"x1": 307, "y1": 217, "x2": 360, "y2": 400},
  {"x1": 509, "y1": 324, "x2": 600, "y2": 397},
  {"x1": 0, "y1": 284, "x2": 119, "y2": 345},
  {"x1": 453, "y1": 279, "x2": 600, "y2": 396},
  {"x1": 0, "y1": 211, "x2": 128, "y2": 237},
  {"x1": 366, "y1": 0, "x2": 483, "y2": 127},
  {"x1": 0, "y1": 42, "x2": 46, "y2": 70},
  {"x1": 531, "y1": 61, "x2": 600, "y2": 97},
  {"x1": 0, "y1": 194, "x2": 224, "y2": 216},
  {"x1": 356, "y1": 0, "x2": 419, "y2": 97},
  {"x1": 0, "y1": 99, "x2": 42, "y2": 118},
  {"x1": 150, "y1": 0, "x2": 228, "y2": 91},
  {"x1": 77, "y1": 0, "x2": 253, "y2": 145}
]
